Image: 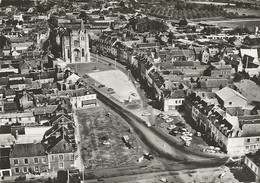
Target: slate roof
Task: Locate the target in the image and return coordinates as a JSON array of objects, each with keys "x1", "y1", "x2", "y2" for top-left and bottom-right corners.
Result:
[
  {"x1": 9, "y1": 143, "x2": 46, "y2": 158},
  {"x1": 170, "y1": 90, "x2": 186, "y2": 99},
  {"x1": 4, "y1": 102, "x2": 18, "y2": 113},
  {"x1": 34, "y1": 105, "x2": 58, "y2": 115}
]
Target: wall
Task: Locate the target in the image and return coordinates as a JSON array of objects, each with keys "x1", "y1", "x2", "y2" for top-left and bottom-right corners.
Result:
[
  {"x1": 224, "y1": 96, "x2": 247, "y2": 108},
  {"x1": 10, "y1": 156, "x2": 48, "y2": 175},
  {"x1": 164, "y1": 98, "x2": 184, "y2": 111},
  {"x1": 48, "y1": 153, "x2": 74, "y2": 172}
]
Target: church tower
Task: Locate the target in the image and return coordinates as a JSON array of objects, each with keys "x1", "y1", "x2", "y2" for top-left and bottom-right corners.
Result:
[{"x1": 61, "y1": 20, "x2": 90, "y2": 63}]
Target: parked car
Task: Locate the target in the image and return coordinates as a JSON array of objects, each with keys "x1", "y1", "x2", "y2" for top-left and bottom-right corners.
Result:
[
  {"x1": 145, "y1": 121, "x2": 152, "y2": 127},
  {"x1": 98, "y1": 84, "x2": 105, "y2": 88},
  {"x1": 162, "y1": 115, "x2": 169, "y2": 120},
  {"x1": 157, "y1": 113, "x2": 164, "y2": 117},
  {"x1": 165, "y1": 118, "x2": 173, "y2": 123},
  {"x1": 142, "y1": 112, "x2": 151, "y2": 116},
  {"x1": 176, "y1": 122, "x2": 185, "y2": 126},
  {"x1": 167, "y1": 125, "x2": 177, "y2": 130},
  {"x1": 181, "y1": 135, "x2": 192, "y2": 141},
  {"x1": 169, "y1": 130, "x2": 178, "y2": 136},
  {"x1": 169, "y1": 113, "x2": 177, "y2": 117}
]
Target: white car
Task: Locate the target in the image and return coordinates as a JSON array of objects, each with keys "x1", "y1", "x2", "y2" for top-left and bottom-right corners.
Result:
[
  {"x1": 181, "y1": 132, "x2": 193, "y2": 136},
  {"x1": 142, "y1": 112, "x2": 151, "y2": 116},
  {"x1": 103, "y1": 140, "x2": 111, "y2": 145},
  {"x1": 165, "y1": 118, "x2": 174, "y2": 123},
  {"x1": 162, "y1": 115, "x2": 169, "y2": 120},
  {"x1": 167, "y1": 125, "x2": 177, "y2": 130},
  {"x1": 145, "y1": 122, "x2": 152, "y2": 127},
  {"x1": 181, "y1": 136, "x2": 192, "y2": 141}
]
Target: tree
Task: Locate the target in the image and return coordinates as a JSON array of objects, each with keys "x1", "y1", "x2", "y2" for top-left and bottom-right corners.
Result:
[
  {"x1": 201, "y1": 26, "x2": 222, "y2": 35},
  {"x1": 179, "y1": 18, "x2": 188, "y2": 27}
]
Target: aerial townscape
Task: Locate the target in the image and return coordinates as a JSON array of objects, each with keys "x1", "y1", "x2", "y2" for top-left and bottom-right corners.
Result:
[{"x1": 0, "y1": 0, "x2": 260, "y2": 182}]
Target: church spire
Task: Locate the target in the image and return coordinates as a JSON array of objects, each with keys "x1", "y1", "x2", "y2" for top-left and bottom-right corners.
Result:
[{"x1": 80, "y1": 19, "x2": 84, "y2": 31}]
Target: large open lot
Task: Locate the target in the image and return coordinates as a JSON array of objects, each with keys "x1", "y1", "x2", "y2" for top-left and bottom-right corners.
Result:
[
  {"x1": 88, "y1": 70, "x2": 141, "y2": 103},
  {"x1": 67, "y1": 62, "x2": 114, "y2": 77},
  {"x1": 77, "y1": 107, "x2": 148, "y2": 171}
]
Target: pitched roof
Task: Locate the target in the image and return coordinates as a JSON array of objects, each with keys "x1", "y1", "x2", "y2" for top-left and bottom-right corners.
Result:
[
  {"x1": 170, "y1": 90, "x2": 186, "y2": 99},
  {"x1": 34, "y1": 105, "x2": 58, "y2": 115},
  {"x1": 9, "y1": 143, "x2": 46, "y2": 158},
  {"x1": 215, "y1": 86, "x2": 247, "y2": 101}
]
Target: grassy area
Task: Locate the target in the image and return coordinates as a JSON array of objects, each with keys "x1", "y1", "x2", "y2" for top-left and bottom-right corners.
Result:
[{"x1": 77, "y1": 107, "x2": 147, "y2": 170}]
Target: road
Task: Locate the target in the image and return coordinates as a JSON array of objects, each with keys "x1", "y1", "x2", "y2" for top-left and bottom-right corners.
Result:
[{"x1": 92, "y1": 84, "x2": 228, "y2": 166}]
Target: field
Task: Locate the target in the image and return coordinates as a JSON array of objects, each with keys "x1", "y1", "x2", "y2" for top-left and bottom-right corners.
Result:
[{"x1": 77, "y1": 107, "x2": 147, "y2": 171}]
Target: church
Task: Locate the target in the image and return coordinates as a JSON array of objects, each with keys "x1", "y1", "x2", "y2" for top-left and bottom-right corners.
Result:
[{"x1": 60, "y1": 20, "x2": 90, "y2": 63}]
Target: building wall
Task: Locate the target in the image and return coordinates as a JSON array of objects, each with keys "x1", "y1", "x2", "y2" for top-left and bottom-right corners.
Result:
[
  {"x1": 10, "y1": 156, "x2": 48, "y2": 175},
  {"x1": 164, "y1": 98, "x2": 184, "y2": 111},
  {"x1": 62, "y1": 30, "x2": 90, "y2": 63},
  {"x1": 244, "y1": 156, "x2": 260, "y2": 182},
  {"x1": 47, "y1": 153, "x2": 74, "y2": 172},
  {"x1": 190, "y1": 102, "x2": 260, "y2": 155},
  {"x1": 0, "y1": 114, "x2": 35, "y2": 125},
  {"x1": 71, "y1": 94, "x2": 97, "y2": 110},
  {"x1": 223, "y1": 96, "x2": 247, "y2": 108}
]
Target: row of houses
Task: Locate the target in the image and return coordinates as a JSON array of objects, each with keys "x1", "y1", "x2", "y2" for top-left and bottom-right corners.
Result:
[
  {"x1": 0, "y1": 113, "x2": 77, "y2": 178},
  {"x1": 184, "y1": 86, "x2": 260, "y2": 155}
]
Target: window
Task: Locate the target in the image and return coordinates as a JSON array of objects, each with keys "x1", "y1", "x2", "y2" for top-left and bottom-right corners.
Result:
[
  {"x1": 70, "y1": 153, "x2": 74, "y2": 161},
  {"x1": 81, "y1": 37, "x2": 84, "y2": 40},
  {"x1": 175, "y1": 100, "x2": 178, "y2": 104},
  {"x1": 246, "y1": 146, "x2": 249, "y2": 149},
  {"x1": 229, "y1": 102, "x2": 232, "y2": 105},
  {"x1": 59, "y1": 162, "x2": 64, "y2": 169},
  {"x1": 14, "y1": 159, "x2": 19, "y2": 165},
  {"x1": 67, "y1": 49, "x2": 70, "y2": 59},
  {"x1": 74, "y1": 40, "x2": 79, "y2": 47},
  {"x1": 247, "y1": 139, "x2": 251, "y2": 143},
  {"x1": 24, "y1": 159, "x2": 29, "y2": 165},
  {"x1": 35, "y1": 166, "x2": 39, "y2": 172},
  {"x1": 23, "y1": 167, "x2": 28, "y2": 173},
  {"x1": 51, "y1": 155, "x2": 55, "y2": 162},
  {"x1": 82, "y1": 48, "x2": 85, "y2": 57},
  {"x1": 59, "y1": 154, "x2": 64, "y2": 161},
  {"x1": 42, "y1": 157, "x2": 47, "y2": 163},
  {"x1": 34, "y1": 158, "x2": 39, "y2": 164},
  {"x1": 257, "y1": 138, "x2": 260, "y2": 142},
  {"x1": 246, "y1": 158, "x2": 249, "y2": 165},
  {"x1": 251, "y1": 163, "x2": 253, "y2": 169},
  {"x1": 255, "y1": 167, "x2": 258, "y2": 173},
  {"x1": 15, "y1": 168, "x2": 19, "y2": 174}
]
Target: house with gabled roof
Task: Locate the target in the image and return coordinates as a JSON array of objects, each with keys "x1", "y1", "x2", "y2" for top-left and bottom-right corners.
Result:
[
  {"x1": 42, "y1": 117, "x2": 76, "y2": 172},
  {"x1": 9, "y1": 143, "x2": 48, "y2": 176},
  {"x1": 215, "y1": 86, "x2": 248, "y2": 109}
]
